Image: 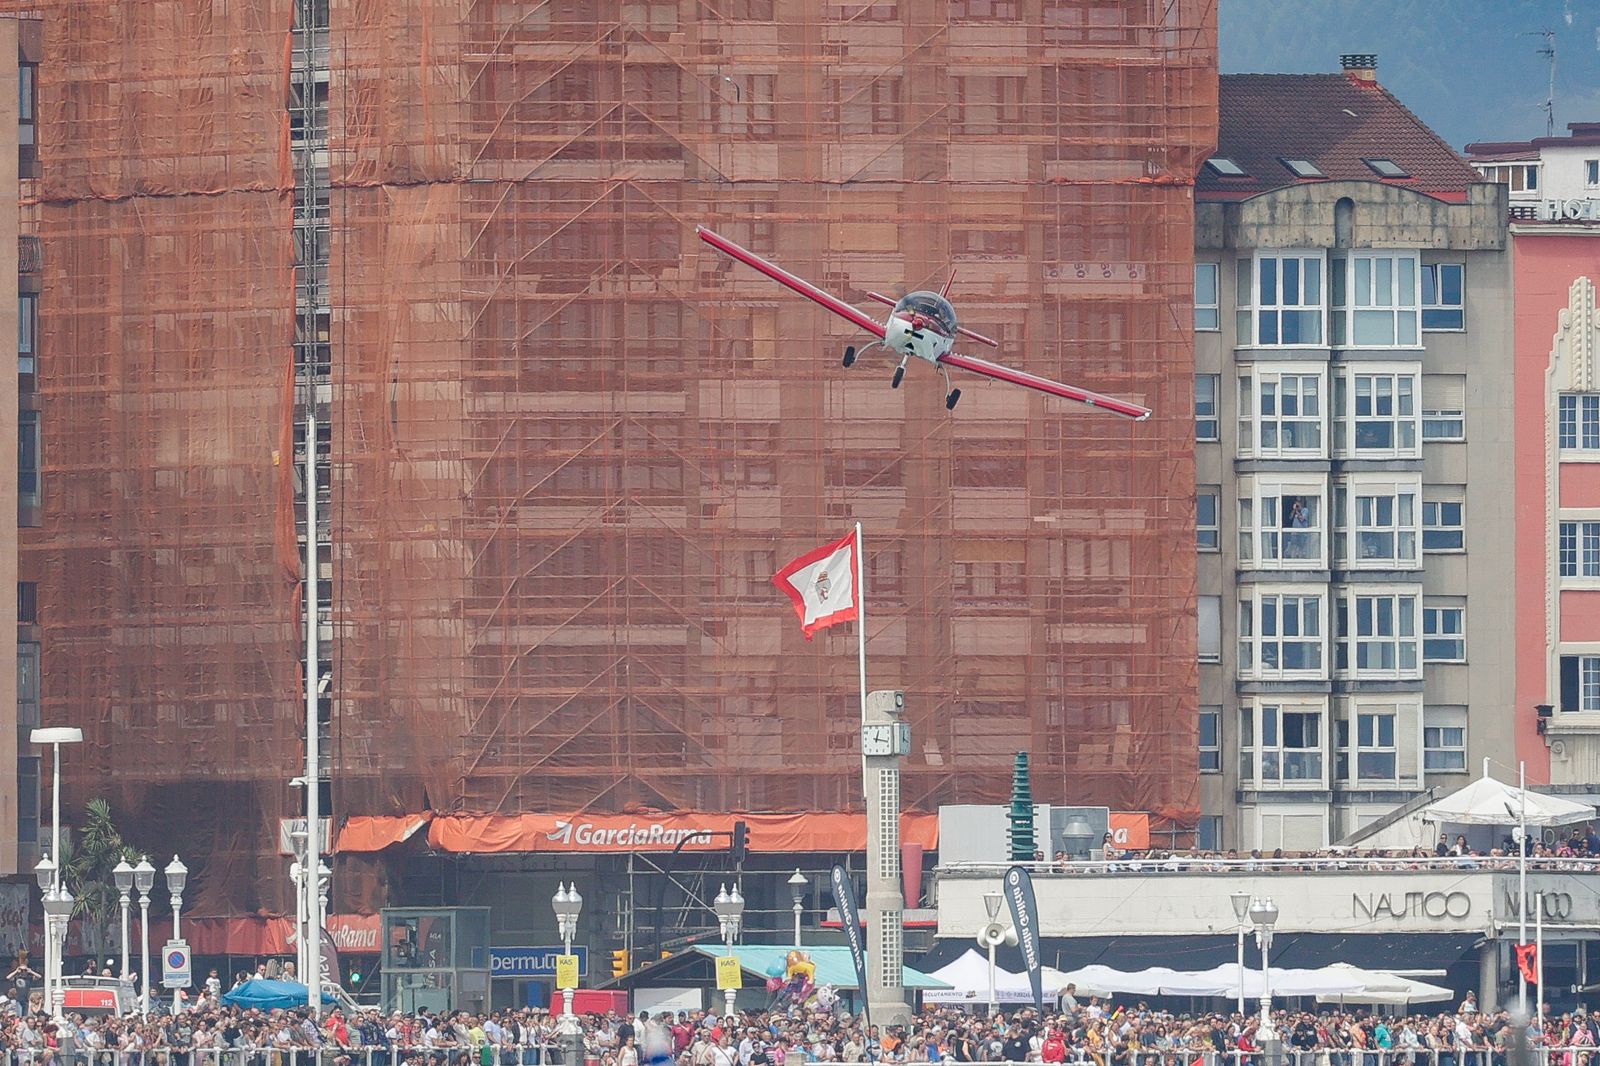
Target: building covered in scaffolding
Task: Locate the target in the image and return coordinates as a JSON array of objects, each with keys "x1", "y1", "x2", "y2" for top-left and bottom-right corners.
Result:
[{"x1": 9, "y1": 0, "x2": 1216, "y2": 970}]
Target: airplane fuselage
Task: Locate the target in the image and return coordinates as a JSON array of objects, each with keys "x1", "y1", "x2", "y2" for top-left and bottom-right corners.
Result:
[
  {"x1": 885, "y1": 313, "x2": 955, "y2": 364},
  {"x1": 886, "y1": 290, "x2": 959, "y2": 365}
]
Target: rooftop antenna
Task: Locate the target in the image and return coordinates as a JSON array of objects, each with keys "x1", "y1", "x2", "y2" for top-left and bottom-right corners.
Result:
[{"x1": 1522, "y1": 28, "x2": 1557, "y2": 137}]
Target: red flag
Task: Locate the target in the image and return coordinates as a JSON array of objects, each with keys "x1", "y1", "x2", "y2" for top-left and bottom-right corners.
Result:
[
  {"x1": 1516, "y1": 943, "x2": 1539, "y2": 984},
  {"x1": 773, "y1": 531, "x2": 859, "y2": 640}
]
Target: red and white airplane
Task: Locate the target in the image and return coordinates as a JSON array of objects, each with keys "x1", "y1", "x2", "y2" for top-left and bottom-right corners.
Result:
[{"x1": 697, "y1": 226, "x2": 1150, "y2": 420}]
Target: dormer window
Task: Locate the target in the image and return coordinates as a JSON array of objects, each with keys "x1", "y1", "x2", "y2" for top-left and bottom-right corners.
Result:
[
  {"x1": 1281, "y1": 158, "x2": 1324, "y2": 178},
  {"x1": 1363, "y1": 158, "x2": 1408, "y2": 178},
  {"x1": 1207, "y1": 157, "x2": 1247, "y2": 177}
]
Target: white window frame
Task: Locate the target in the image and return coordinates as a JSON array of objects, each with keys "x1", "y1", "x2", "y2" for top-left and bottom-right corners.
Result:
[
  {"x1": 1239, "y1": 366, "x2": 1327, "y2": 460},
  {"x1": 1197, "y1": 486, "x2": 1220, "y2": 552},
  {"x1": 1236, "y1": 252, "x2": 1325, "y2": 348},
  {"x1": 1423, "y1": 705, "x2": 1467, "y2": 773},
  {"x1": 1335, "y1": 365, "x2": 1421, "y2": 458},
  {"x1": 1332, "y1": 252, "x2": 1421, "y2": 348},
  {"x1": 1240, "y1": 700, "x2": 1328, "y2": 789},
  {"x1": 1421, "y1": 263, "x2": 1464, "y2": 331},
  {"x1": 1422, "y1": 375, "x2": 1466, "y2": 442},
  {"x1": 1423, "y1": 599, "x2": 1466, "y2": 663},
  {"x1": 1195, "y1": 373, "x2": 1219, "y2": 441},
  {"x1": 1239, "y1": 475, "x2": 1327, "y2": 570},
  {"x1": 1198, "y1": 594, "x2": 1220, "y2": 664},
  {"x1": 1558, "y1": 394, "x2": 1600, "y2": 453},
  {"x1": 1199, "y1": 706, "x2": 1221, "y2": 773},
  {"x1": 1334, "y1": 474, "x2": 1422, "y2": 569},
  {"x1": 1353, "y1": 707, "x2": 1399, "y2": 784},
  {"x1": 1558, "y1": 519, "x2": 1600, "y2": 580},
  {"x1": 1238, "y1": 587, "x2": 1326, "y2": 681},
  {"x1": 1560, "y1": 654, "x2": 1600, "y2": 712},
  {"x1": 1588, "y1": 159, "x2": 1600, "y2": 189},
  {"x1": 1335, "y1": 586, "x2": 1421, "y2": 680},
  {"x1": 1422, "y1": 496, "x2": 1465, "y2": 553},
  {"x1": 1194, "y1": 262, "x2": 1219, "y2": 331}
]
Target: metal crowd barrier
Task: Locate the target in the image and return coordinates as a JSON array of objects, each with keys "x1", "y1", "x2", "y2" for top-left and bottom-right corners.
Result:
[
  {"x1": 892, "y1": 1049, "x2": 1528, "y2": 1066},
  {"x1": 1, "y1": 1046, "x2": 570, "y2": 1066},
  {"x1": 5, "y1": 1049, "x2": 1596, "y2": 1066}
]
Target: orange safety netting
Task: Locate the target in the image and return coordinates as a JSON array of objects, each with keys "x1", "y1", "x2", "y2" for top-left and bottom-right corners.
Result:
[{"x1": 9, "y1": 0, "x2": 1216, "y2": 913}]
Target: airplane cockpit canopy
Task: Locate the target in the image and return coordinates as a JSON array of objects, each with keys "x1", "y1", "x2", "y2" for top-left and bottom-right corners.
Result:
[{"x1": 893, "y1": 291, "x2": 959, "y2": 337}]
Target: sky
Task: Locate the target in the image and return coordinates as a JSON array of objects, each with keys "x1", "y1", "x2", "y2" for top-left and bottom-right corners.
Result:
[{"x1": 1220, "y1": 0, "x2": 1600, "y2": 150}]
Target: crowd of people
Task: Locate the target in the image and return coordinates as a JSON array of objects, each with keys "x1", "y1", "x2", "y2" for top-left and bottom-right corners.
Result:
[
  {"x1": 1024, "y1": 825, "x2": 1600, "y2": 873},
  {"x1": 2, "y1": 992, "x2": 1600, "y2": 1064}
]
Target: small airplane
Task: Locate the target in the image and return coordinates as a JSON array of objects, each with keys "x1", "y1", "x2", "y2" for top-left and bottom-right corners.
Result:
[{"x1": 696, "y1": 226, "x2": 1151, "y2": 420}]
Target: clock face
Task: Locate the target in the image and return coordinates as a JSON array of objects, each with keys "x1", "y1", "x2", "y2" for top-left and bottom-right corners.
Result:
[{"x1": 861, "y1": 725, "x2": 893, "y2": 757}]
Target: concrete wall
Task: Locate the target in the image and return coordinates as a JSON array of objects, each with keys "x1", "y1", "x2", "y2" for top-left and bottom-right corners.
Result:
[{"x1": 936, "y1": 866, "x2": 1600, "y2": 938}]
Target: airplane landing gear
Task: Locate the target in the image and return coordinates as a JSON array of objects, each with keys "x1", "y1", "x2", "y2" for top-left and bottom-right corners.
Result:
[
  {"x1": 891, "y1": 364, "x2": 906, "y2": 388},
  {"x1": 945, "y1": 389, "x2": 961, "y2": 410},
  {"x1": 842, "y1": 345, "x2": 856, "y2": 368}
]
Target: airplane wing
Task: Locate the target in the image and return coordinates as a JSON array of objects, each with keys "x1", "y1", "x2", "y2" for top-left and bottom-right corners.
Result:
[
  {"x1": 697, "y1": 226, "x2": 886, "y2": 339},
  {"x1": 938, "y1": 351, "x2": 1151, "y2": 421}
]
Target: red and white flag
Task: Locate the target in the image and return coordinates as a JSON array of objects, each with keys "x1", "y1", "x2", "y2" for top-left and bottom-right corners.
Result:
[{"x1": 773, "y1": 530, "x2": 859, "y2": 640}]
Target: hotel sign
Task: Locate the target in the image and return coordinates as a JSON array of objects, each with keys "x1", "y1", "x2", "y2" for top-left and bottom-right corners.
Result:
[{"x1": 1536, "y1": 199, "x2": 1600, "y2": 222}]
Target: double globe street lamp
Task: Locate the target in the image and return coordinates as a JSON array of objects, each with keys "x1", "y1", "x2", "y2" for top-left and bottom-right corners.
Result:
[
  {"x1": 713, "y1": 884, "x2": 745, "y2": 1020},
  {"x1": 1248, "y1": 896, "x2": 1280, "y2": 1042}
]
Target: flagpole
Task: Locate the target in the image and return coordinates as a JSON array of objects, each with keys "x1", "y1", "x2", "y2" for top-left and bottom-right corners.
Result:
[{"x1": 855, "y1": 521, "x2": 868, "y2": 731}]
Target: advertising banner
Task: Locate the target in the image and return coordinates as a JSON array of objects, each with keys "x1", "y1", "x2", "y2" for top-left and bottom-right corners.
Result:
[
  {"x1": 1004, "y1": 865, "x2": 1043, "y2": 1012},
  {"x1": 830, "y1": 865, "x2": 870, "y2": 1025}
]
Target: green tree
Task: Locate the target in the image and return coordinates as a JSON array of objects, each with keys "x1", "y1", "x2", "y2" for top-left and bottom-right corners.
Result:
[{"x1": 62, "y1": 799, "x2": 138, "y2": 958}]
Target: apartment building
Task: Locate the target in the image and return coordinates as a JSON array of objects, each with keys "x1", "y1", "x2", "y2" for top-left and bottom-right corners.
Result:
[
  {"x1": 1465, "y1": 124, "x2": 1600, "y2": 786},
  {"x1": 1194, "y1": 56, "x2": 1514, "y2": 850}
]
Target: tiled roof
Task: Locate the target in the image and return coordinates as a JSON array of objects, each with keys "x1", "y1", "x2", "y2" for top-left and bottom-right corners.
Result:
[{"x1": 1199, "y1": 73, "x2": 1485, "y2": 202}]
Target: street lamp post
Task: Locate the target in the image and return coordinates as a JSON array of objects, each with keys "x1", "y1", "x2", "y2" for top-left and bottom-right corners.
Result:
[
  {"x1": 713, "y1": 884, "x2": 745, "y2": 1020},
  {"x1": 1249, "y1": 897, "x2": 1280, "y2": 1044},
  {"x1": 30, "y1": 725, "x2": 82, "y2": 1019},
  {"x1": 1230, "y1": 892, "x2": 1251, "y2": 1017},
  {"x1": 983, "y1": 891, "x2": 1003, "y2": 1015},
  {"x1": 787, "y1": 870, "x2": 807, "y2": 946},
  {"x1": 133, "y1": 857, "x2": 154, "y2": 1015},
  {"x1": 553, "y1": 884, "x2": 585, "y2": 1066},
  {"x1": 33, "y1": 856, "x2": 54, "y2": 1019},
  {"x1": 165, "y1": 855, "x2": 187, "y2": 1013},
  {"x1": 42, "y1": 883, "x2": 74, "y2": 1022},
  {"x1": 113, "y1": 860, "x2": 134, "y2": 988},
  {"x1": 316, "y1": 861, "x2": 332, "y2": 933},
  {"x1": 552, "y1": 885, "x2": 584, "y2": 1021}
]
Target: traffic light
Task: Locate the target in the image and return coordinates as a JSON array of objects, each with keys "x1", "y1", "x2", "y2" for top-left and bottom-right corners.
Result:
[
  {"x1": 731, "y1": 820, "x2": 748, "y2": 868},
  {"x1": 611, "y1": 949, "x2": 630, "y2": 978}
]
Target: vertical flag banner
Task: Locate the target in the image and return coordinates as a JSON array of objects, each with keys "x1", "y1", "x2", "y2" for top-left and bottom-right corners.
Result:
[
  {"x1": 773, "y1": 531, "x2": 859, "y2": 640},
  {"x1": 831, "y1": 865, "x2": 871, "y2": 1025},
  {"x1": 1004, "y1": 865, "x2": 1044, "y2": 1012},
  {"x1": 1516, "y1": 943, "x2": 1539, "y2": 984}
]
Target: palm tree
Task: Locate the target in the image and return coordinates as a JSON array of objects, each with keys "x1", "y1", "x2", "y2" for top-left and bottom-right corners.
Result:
[{"x1": 62, "y1": 798, "x2": 138, "y2": 959}]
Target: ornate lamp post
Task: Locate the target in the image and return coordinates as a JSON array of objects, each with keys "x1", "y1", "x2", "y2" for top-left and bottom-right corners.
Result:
[
  {"x1": 165, "y1": 855, "x2": 187, "y2": 1013},
  {"x1": 113, "y1": 860, "x2": 134, "y2": 988},
  {"x1": 133, "y1": 857, "x2": 155, "y2": 1016},
  {"x1": 713, "y1": 884, "x2": 745, "y2": 1020},
  {"x1": 787, "y1": 870, "x2": 807, "y2": 946},
  {"x1": 1230, "y1": 891, "x2": 1251, "y2": 1017},
  {"x1": 1249, "y1": 896, "x2": 1280, "y2": 1043},
  {"x1": 33, "y1": 855, "x2": 53, "y2": 1018}
]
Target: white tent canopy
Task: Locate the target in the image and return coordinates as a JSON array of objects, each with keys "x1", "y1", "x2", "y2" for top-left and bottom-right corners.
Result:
[
  {"x1": 923, "y1": 950, "x2": 1061, "y2": 1004},
  {"x1": 1044, "y1": 962, "x2": 1445, "y2": 1002},
  {"x1": 1314, "y1": 963, "x2": 1453, "y2": 1005},
  {"x1": 1420, "y1": 769, "x2": 1593, "y2": 829}
]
